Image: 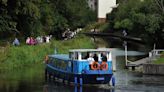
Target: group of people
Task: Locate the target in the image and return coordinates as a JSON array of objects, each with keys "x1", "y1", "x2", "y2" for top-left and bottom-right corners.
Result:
[
  {"x1": 62, "y1": 28, "x2": 82, "y2": 40},
  {"x1": 26, "y1": 35, "x2": 52, "y2": 45},
  {"x1": 12, "y1": 35, "x2": 52, "y2": 46},
  {"x1": 85, "y1": 52, "x2": 107, "y2": 70},
  {"x1": 86, "y1": 52, "x2": 107, "y2": 65}
]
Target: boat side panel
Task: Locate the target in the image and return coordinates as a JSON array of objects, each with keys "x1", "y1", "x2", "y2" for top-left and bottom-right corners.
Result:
[
  {"x1": 73, "y1": 61, "x2": 89, "y2": 74},
  {"x1": 107, "y1": 61, "x2": 112, "y2": 72},
  {"x1": 46, "y1": 65, "x2": 112, "y2": 84},
  {"x1": 49, "y1": 57, "x2": 73, "y2": 73}
]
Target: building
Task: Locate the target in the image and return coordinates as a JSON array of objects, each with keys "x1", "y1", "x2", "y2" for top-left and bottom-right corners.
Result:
[{"x1": 87, "y1": 0, "x2": 117, "y2": 23}]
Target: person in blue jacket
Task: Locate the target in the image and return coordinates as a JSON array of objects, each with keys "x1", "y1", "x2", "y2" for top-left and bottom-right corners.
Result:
[{"x1": 13, "y1": 38, "x2": 20, "y2": 46}]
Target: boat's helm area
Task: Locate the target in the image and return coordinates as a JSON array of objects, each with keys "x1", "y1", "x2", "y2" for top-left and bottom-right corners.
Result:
[{"x1": 69, "y1": 49, "x2": 112, "y2": 70}]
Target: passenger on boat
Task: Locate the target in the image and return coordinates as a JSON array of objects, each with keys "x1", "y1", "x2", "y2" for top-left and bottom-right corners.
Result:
[
  {"x1": 93, "y1": 53, "x2": 98, "y2": 62},
  {"x1": 88, "y1": 53, "x2": 99, "y2": 70},
  {"x1": 101, "y1": 52, "x2": 107, "y2": 61},
  {"x1": 84, "y1": 52, "x2": 89, "y2": 59},
  {"x1": 87, "y1": 53, "x2": 94, "y2": 64}
]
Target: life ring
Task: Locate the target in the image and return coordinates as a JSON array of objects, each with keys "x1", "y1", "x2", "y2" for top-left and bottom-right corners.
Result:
[
  {"x1": 100, "y1": 62, "x2": 108, "y2": 70},
  {"x1": 91, "y1": 62, "x2": 100, "y2": 70},
  {"x1": 44, "y1": 55, "x2": 49, "y2": 63}
]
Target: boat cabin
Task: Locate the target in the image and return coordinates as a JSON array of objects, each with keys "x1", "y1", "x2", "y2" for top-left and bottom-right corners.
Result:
[
  {"x1": 68, "y1": 48, "x2": 112, "y2": 74},
  {"x1": 47, "y1": 48, "x2": 113, "y2": 74}
]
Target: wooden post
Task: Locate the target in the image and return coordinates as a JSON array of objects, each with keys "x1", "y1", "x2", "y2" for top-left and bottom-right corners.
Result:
[
  {"x1": 125, "y1": 42, "x2": 128, "y2": 67},
  {"x1": 112, "y1": 54, "x2": 116, "y2": 71}
]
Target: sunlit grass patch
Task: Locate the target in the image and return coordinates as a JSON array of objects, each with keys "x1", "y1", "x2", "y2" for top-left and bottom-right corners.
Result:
[{"x1": 0, "y1": 35, "x2": 95, "y2": 70}]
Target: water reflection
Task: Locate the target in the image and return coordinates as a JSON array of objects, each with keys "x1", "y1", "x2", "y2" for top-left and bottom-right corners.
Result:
[
  {"x1": 43, "y1": 81, "x2": 115, "y2": 92},
  {"x1": 74, "y1": 85, "x2": 82, "y2": 92},
  {"x1": 43, "y1": 78, "x2": 164, "y2": 92}
]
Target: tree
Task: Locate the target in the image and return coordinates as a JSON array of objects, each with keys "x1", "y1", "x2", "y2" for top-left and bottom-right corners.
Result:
[
  {"x1": 0, "y1": 0, "x2": 16, "y2": 32},
  {"x1": 154, "y1": 0, "x2": 164, "y2": 14},
  {"x1": 0, "y1": 0, "x2": 97, "y2": 39},
  {"x1": 108, "y1": 0, "x2": 164, "y2": 48},
  {"x1": 47, "y1": 0, "x2": 96, "y2": 38}
]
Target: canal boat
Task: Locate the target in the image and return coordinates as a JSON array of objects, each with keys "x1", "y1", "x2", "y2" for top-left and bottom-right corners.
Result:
[{"x1": 45, "y1": 48, "x2": 114, "y2": 85}]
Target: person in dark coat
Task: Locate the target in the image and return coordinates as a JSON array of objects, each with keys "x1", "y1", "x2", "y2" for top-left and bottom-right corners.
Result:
[
  {"x1": 101, "y1": 52, "x2": 107, "y2": 61},
  {"x1": 93, "y1": 53, "x2": 98, "y2": 62}
]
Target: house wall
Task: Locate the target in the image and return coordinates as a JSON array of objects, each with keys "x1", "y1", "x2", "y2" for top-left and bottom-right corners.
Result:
[
  {"x1": 97, "y1": 0, "x2": 116, "y2": 19},
  {"x1": 87, "y1": 0, "x2": 116, "y2": 23}
]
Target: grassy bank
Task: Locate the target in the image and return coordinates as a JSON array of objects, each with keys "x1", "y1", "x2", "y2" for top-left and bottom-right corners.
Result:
[
  {"x1": 153, "y1": 52, "x2": 164, "y2": 64},
  {"x1": 0, "y1": 35, "x2": 95, "y2": 70},
  {"x1": 154, "y1": 58, "x2": 164, "y2": 64}
]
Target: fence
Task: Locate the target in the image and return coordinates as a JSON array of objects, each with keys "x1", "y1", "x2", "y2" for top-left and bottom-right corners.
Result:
[{"x1": 143, "y1": 64, "x2": 164, "y2": 75}]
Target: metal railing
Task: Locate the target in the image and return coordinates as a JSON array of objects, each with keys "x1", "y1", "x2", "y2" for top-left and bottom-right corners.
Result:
[{"x1": 149, "y1": 49, "x2": 164, "y2": 61}]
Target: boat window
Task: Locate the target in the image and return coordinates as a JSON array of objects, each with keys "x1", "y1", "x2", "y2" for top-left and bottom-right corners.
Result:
[
  {"x1": 49, "y1": 57, "x2": 54, "y2": 63},
  {"x1": 75, "y1": 52, "x2": 78, "y2": 60},
  {"x1": 101, "y1": 52, "x2": 107, "y2": 61},
  {"x1": 53, "y1": 58, "x2": 57, "y2": 67},
  {"x1": 69, "y1": 52, "x2": 72, "y2": 59},
  {"x1": 69, "y1": 52, "x2": 74, "y2": 60},
  {"x1": 69, "y1": 52, "x2": 78, "y2": 60},
  {"x1": 82, "y1": 52, "x2": 89, "y2": 59},
  {"x1": 52, "y1": 58, "x2": 68, "y2": 70},
  {"x1": 68, "y1": 61, "x2": 72, "y2": 67}
]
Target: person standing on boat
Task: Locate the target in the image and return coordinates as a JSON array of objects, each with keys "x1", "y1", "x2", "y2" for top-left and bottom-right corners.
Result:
[
  {"x1": 93, "y1": 53, "x2": 98, "y2": 62},
  {"x1": 101, "y1": 52, "x2": 107, "y2": 62}
]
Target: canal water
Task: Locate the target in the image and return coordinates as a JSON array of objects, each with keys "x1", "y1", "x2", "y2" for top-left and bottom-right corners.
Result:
[{"x1": 0, "y1": 37, "x2": 164, "y2": 92}]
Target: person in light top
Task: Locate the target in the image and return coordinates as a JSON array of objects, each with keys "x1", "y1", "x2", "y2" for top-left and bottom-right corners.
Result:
[
  {"x1": 87, "y1": 53, "x2": 94, "y2": 64},
  {"x1": 26, "y1": 37, "x2": 30, "y2": 45}
]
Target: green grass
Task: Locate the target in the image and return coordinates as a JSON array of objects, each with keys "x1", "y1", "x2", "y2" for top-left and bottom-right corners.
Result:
[
  {"x1": 153, "y1": 52, "x2": 164, "y2": 64},
  {"x1": 0, "y1": 35, "x2": 95, "y2": 70},
  {"x1": 153, "y1": 58, "x2": 164, "y2": 64}
]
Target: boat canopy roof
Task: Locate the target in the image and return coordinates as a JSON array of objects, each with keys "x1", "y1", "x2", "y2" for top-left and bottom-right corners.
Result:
[
  {"x1": 69, "y1": 48, "x2": 112, "y2": 53},
  {"x1": 49, "y1": 54, "x2": 70, "y2": 60}
]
